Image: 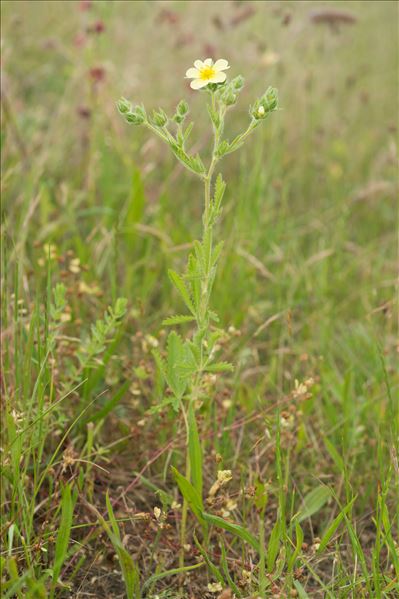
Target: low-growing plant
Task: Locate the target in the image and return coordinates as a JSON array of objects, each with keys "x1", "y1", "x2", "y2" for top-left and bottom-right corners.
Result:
[{"x1": 118, "y1": 58, "x2": 279, "y2": 575}]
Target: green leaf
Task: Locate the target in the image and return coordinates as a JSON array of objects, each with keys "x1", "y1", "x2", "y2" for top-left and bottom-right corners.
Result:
[
  {"x1": 162, "y1": 314, "x2": 196, "y2": 326},
  {"x1": 254, "y1": 479, "x2": 268, "y2": 511},
  {"x1": 166, "y1": 332, "x2": 188, "y2": 398},
  {"x1": 170, "y1": 144, "x2": 205, "y2": 175},
  {"x1": 317, "y1": 496, "x2": 356, "y2": 554},
  {"x1": 208, "y1": 310, "x2": 220, "y2": 323},
  {"x1": 51, "y1": 484, "x2": 74, "y2": 598},
  {"x1": 293, "y1": 580, "x2": 310, "y2": 599},
  {"x1": 287, "y1": 521, "x2": 304, "y2": 572},
  {"x1": 267, "y1": 519, "x2": 281, "y2": 572},
  {"x1": 171, "y1": 467, "x2": 207, "y2": 531},
  {"x1": 204, "y1": 362, "x2": 234, "y2": 373},
  {"x1": 193, "y1": 240, "x2": 206, "y2": 273},
  {"x1": 146, "y1": 395, "x2": 180, "y2": 415},
  {"x1": 193, "y1": 533, "x2": 225, "y2": 584},
  {"x1": 211, "y1": 241, "x2": 224, "y2": 267},
  {"x1": 324, "y1": 437, "x2": 345, "y2": 474},
  {"x1": 187, "y1": 253, "x2": 201, "y2": 311},
  {"x1": 188, "y1": 402, "x2": 203, "y2": 499},
  {"x1": 105, "y1": 492, "x2": 141, "y2": 599},
  {"x1": 220, "y1": 539, "x2": 242, "y2": 597},
  {"x1": 213, "y1": 174, "x2": 226, "y2": 210},
  {"x1": 152, "y1": 349, "x2": 167, "y2": 382},
  {"x1": 202, "y1": 512, "x2": 260, "y2": 552},
  {"x1": 297, "y1": 485, "x2": 332, "y2": 523},
  {"x1": 168, "y1": 269, "x2": 195, "y2": 315}
]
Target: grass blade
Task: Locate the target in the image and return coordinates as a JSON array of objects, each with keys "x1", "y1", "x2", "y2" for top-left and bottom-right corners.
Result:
[
  {"x1": 51, "y1": 484, "x2": 74, "y2": 598},
  {"x1": 202, "y1": 512, "x2": 260, "y2": 552}
]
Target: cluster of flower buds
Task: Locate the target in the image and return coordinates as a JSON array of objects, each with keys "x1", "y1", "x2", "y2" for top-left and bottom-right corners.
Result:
[
  {"x1": 117, "y1": 98, "x2": 146, "y2": 125},
  {"x1": 220, "y1": 75, "x2": 245, "y2": 106},
  {"x1": 173, "y1": 99, "x2": 189, "y2": 124},
  {"x1": 152, "y1": 108, "x2": 168, "y2": 127},
  {"x1": 251, "y1": 86, "x2": 279, "y2": 120}
]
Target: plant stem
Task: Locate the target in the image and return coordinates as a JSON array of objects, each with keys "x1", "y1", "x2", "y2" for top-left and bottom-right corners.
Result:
[
  {"x1": 179, "y1": 95, "x2": 221, "y2": 567},
  {"x1": 179, "y1": 440, "x2": 191, "y2": 570}
]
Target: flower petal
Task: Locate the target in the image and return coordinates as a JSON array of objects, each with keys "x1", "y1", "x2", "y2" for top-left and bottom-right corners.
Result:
[
  {"x1": 209, "y1": 71, "x2": 227, "y2": 84},
  {"x1": 194, "y1": 60, "x2": 204, "y2": 69},
  {"x1": 190, "y1": 78, "x2": 209, "y2": 90},
  {"x1": 186, "y1": 67, "x2": 200, "y2": 78},
  {"x1": 214, "y1": 59, "x2": 229, "y2": 71},
  {"x1": 204, "y1": 58, "x2": 213, "y2": 66}
]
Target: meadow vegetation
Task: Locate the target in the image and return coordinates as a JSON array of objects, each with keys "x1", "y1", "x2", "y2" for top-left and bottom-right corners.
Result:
[{"x1": 1, "y1": 1, "x2": 398, "y2": 597}]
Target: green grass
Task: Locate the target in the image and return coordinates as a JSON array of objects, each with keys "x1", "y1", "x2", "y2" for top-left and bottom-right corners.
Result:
[{"x1": 1, "y1": 1, "x2": 398, "y2": 597}]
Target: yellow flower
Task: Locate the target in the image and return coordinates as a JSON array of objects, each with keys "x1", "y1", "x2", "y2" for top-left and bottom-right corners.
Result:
[{"x1": 185, "y1": 58, "x2": 230, "y2": 90}]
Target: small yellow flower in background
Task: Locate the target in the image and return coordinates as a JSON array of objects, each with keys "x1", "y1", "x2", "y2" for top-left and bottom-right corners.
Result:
[
  {"x1": 186, "y1": 58, "x2": 230, "y2": 89},
  {"x1": 208, "y1": 469, "x2": 233, "y2": 498},
  {"x1": 207, "y1": 581, "x2": 223, "y2": 593},
  {"x1": 217, "y1": 469, "x2": 233, "y2": 485}
]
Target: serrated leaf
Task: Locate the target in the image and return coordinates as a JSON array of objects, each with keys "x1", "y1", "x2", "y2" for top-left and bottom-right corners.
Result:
[
  {"x1": 146, "y1": 396, "x2": 180, "y2": 415},
  {"x1": 168, "y1": 269, "x2": 195, "y2": 315},
  {"x1": 175, "y1": 361, "x2": 197, "y2": 379},
  {"x1": 216, "y1": 140, "x2": 231, "y2": 157},
  {"x1": 166, "y1": 332, "x2": 188, "y2": 398},
  {"x1": 152, "y1": 349, "x2": 167, "y2": 382},
  {"x1": 208, "y1": 310, "x2": 220, "y2": 323},
  {"x1": 187, "y1": 340, "x2": 201, "y2": 365},
  {"x1": 213, "y1": 174, "x2": 226, "y2": 210},
  {"x1": 187, "y1": 254, "x2": 201, "y2": 311},
  {"x1": 193, "y1": 240, "x2": 206, "y2": 272},
  {"x1": 170, "y1": 144, "x2": 205, "y2": 175},
  {"x1": 183, "y1": 122, "x2": 194, "y2": 142},
  {"x1": 211, "y1": 241, "x2": 224, "y2": 267},
  {"x1": 162, "y1": 314, "x2": 196, "y2": 326},
  {"x1": 297, "y1": 485, "x2": 332, "y2": 523}
]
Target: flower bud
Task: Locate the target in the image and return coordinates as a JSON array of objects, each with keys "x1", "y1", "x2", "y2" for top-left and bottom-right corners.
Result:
[
  {"x1": 117, "y1": 97, "x2": 132, "y2": 114},
  {"x1": 152, "y1": 108, "x2": 168, "y2": 127},
  {"x1": 262, "y1": 86, "x2": 278, "y2": 112},
  {"x1": 251, "y1": 87, "x2": 278, "y2": 120},
  {"x1": 125, "y1": 111, "x2": 145, "y2": 125},
  {"x1": 231, "y1": 75, "x2": 245, "y2": 91},
  {"x1": 177, "y1": 99, "x2": 189, "y2": 116},
  {"x1": 223, "y1": 89, "x2": 237, "y2": 106}
]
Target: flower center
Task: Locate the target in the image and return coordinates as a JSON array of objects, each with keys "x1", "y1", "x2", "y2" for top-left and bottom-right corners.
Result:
[{"x1": 199, "y1": 65, "x2": 216, "y2": 80}]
